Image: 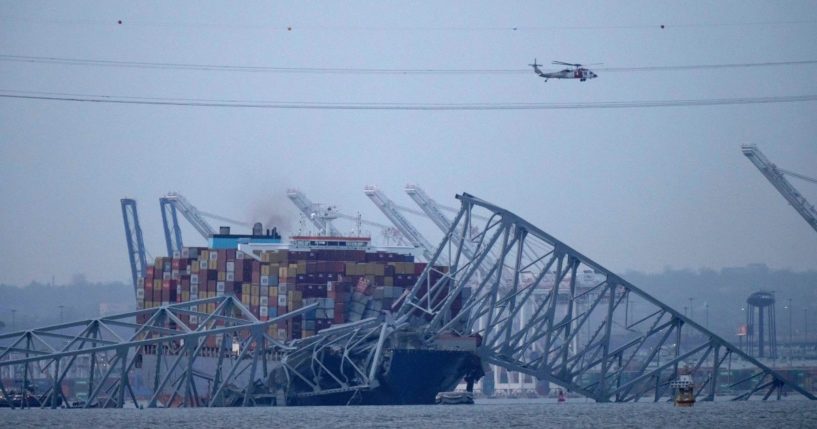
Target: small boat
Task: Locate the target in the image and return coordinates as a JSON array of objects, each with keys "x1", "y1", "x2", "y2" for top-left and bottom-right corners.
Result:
[
  {"x1": 435, "y1": 391, "x2": 474, "y2": 405},
  {"x1": 670, "y1": 374, "x2": 695, "y2": 407}
]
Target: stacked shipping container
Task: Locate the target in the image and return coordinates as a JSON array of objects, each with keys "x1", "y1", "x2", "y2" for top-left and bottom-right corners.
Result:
[{"x1": 137, "y1": 245, "x2": 452, "y2": 346}]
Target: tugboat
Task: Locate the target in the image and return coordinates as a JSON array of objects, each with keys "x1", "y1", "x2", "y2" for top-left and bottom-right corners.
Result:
[{"x1": 670, "y1": 372, "x2": 695, "y2": 407}]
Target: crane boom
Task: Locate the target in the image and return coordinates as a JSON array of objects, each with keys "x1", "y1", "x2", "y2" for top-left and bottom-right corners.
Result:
[
  {"x1": 405, "y1": 184, "x2": 499, "y2": 272},
  {"x1": 121, "y1": 198, "x2": 147, "y2": 296},
  {"x1": 286, "y1": 189, "x2": 341, "y2": 236},
  {"x1": 160, "y1": 192, "x2": 217, "y2": 240},
  {"x1": 363, "y1": 185, "x2": 438, "y2": 261},
  {"x1": 404, "y1": 184, "x2": 453, "y2": 234},
  {"x1": 742, "y1": 145, "x2": 817, "y2": 234}
]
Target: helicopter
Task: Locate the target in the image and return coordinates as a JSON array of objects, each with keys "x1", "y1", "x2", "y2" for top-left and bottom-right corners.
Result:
[{"x1": 530, "y1": 59, "x2": 599, "y2": 82}]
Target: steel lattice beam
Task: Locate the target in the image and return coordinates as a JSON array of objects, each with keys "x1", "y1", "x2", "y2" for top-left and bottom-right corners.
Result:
[
  {"x1": 395, "y1": 192, "x2": 815, "y2": 402},
  {"x1": 0, "y1": 296, "x2": 317, "y2": 408}
]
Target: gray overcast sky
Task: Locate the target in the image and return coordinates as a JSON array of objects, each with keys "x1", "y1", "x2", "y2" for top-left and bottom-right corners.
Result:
[{"x1": 1, "y1": 1, "x2": 816, "y2": 285}]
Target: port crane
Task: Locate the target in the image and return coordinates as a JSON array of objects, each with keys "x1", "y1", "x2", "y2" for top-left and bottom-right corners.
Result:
[
  {"x1": 364, "y1": 185, "x2": 440, "y2": 262},
  {"x1": 286, "y1": 189, "x2": 342, "y2": 236},
  {"x1": 287, "y1": 189, "x2": 408, "y2": 244},
  {"x1": 121, "y1": 199, "x2": 147, "y2": 296},
  {"x1": 160, "y1": 192, "x2": 254, "y2": 256},
  {"x1": 159, "y1": 192, "x2": 215, "y2": 255},
  {"x1": 404, "y1": 184, "x2": 494, "y2": 269},
  {"x1": 741, "y1": 144, "x2": 817, "y2": 235}
]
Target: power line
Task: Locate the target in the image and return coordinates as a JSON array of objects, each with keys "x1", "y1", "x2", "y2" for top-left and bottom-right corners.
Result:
[
  {"x1": 1, "y1": 89, "x2": 816, "y2": 110},
  {"x1": 1, "y1": 16, "x2": 815, "y2": 30},
  {"x1": 1, "y1": 54, "x2": 816, "y2": 75},
  {"x1": 598, "y1": 60, "x2": 817, "y2": 72}
]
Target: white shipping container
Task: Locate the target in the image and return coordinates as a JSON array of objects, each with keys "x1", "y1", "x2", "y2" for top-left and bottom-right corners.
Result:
[
  {"x1": 217, "y1": 282, "x2": 225, "y2": 292},
  {"x1": 136, "y1": 288, "x2": 144, "y2": 299},
  {"x1": 199, "y1": 260, "x2": 207, "y2": 269},
  {"x1": 260, "y1": 275, "x2": 269, "y2": 286},
  {"x1": 260, "y1": 306, "x2": 268, "y2": 317},
  {"x1": 191, "y1": 284, "x2": 198, "y2": 294},
  {"x1": 191, "y1": 274, "x2": 199, "y2": 284},
  {"x1": 190, "y1": 315, "x2": 198, "y2": 324},
  {"x1": 226, "y1": 272, "x2": 234, "y2": 281},
  {"x1": 260, "y1": 296, "x2": 268, "y2": 306},
  {"x1": 278, "y1": 295, "x2": 287, "y2": 306},
  {"x1": 209, "y1": 252, "x2": 218, "y2": 261},
  {"x1": 226, "y1": 261, "x2": 235, "y2": 272},
  {"x1": 217, "y1": 290, "x2": 224, "y2": 297}
]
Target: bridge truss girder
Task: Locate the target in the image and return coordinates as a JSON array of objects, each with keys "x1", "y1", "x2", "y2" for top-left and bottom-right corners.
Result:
[
  {"x1": 0, "y1": 296, "x2": 317, "y2": 409},
  {"x1": 396, "y1": 193, "x2": 815, "y2": 402}
]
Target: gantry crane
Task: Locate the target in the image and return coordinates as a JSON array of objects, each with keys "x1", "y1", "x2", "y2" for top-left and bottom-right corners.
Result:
[
  {"x1": 121, "y1": 198, "x2": 147, "y2": 295},
  {"x1": 404, "y1": 184, "x2": 489, "y2": 267},
  {"x1": 742, "y1": 144, "x2": 817, "y2": 234},
  {"x1": 159, "y1": 191, "x2": 217, "y2": 253},
  {"x1": 160, "y1": 192, "x2": 254, "y2": 256},
  {"x1": 286, "y1": 189, "x2": 341, "y2": 236},
  {"x1": 364, "y1": 185, "x2": 439, "y2": 262},
  {"x1": 287, "y1": 188, "x2": 408, "y2": 244}
]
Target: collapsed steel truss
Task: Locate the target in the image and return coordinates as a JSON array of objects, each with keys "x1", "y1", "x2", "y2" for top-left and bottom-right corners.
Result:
[
  {"x1": 2, "y1": 193, "x2": 814, "y2": 408},
  {"x1": 0, "y1": 296, "x2": 316, "y2": 408},
  {"x1": 396, "y1": 193, "x2": 815, "y2": 402}
]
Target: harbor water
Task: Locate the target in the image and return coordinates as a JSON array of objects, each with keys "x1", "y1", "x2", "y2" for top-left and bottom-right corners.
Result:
[{"x1": 1, "y1": 399, "x2": 815, "y2": 428}]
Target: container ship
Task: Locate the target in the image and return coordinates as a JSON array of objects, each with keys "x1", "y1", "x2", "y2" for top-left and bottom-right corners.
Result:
[{"x1": 135, "y1": 226, "x2": 482, "y2": 405}]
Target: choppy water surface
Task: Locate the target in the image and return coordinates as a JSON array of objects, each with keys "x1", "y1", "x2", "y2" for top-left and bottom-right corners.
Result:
[{"x1": 1, "y1": 399, "x2": 815, "y2": 428}]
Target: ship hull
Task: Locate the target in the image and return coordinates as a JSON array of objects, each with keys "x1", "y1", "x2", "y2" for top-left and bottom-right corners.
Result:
[{"x1": 290, "y1": 348, "x2": 479, "y2": 406}]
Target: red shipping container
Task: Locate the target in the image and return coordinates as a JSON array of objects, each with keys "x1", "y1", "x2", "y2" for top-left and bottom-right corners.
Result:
[{"x1": 333, "y1": 303, "x2": 346, "y2": 324}]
